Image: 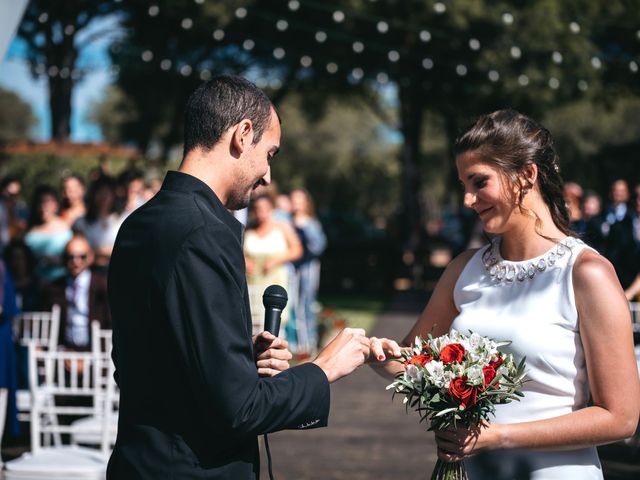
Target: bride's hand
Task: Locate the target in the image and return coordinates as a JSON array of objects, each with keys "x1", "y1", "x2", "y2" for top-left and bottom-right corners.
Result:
[
  {"x1": 367, "y1": 336, "x2": 402, "y2": 363},
  {"x1": 434, "y1": 421, "x2": 499, "y2": 462}
]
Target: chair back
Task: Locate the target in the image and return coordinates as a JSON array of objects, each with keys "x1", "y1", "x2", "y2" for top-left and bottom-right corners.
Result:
[
  {"x1": 13, "y1": 305, "x2": 61, "y2": 351},
  {"x1": 27, "y1": 343, "x2": 115, "y2": 455}
]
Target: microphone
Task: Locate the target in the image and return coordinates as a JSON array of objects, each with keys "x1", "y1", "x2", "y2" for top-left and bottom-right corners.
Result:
[{"x1": 262, "y1": 285, "x2": 288, "y2": 336}]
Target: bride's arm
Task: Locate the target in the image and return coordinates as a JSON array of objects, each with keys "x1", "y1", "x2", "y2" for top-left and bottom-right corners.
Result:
[
  {"x1": 436, "y1": 250, "x2": 640, "y2": 461},
  {"x1": 369, "y1": 249, "x2": 476, "y2": 380}
]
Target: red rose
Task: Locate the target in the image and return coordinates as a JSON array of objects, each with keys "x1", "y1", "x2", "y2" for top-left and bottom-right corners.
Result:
[
  {"x1": 440, "y1": 343, "x2": 465, "y2": 364},
  {"x1": 448, "y1": 376, "x2": 478, "y2": 408},
  {"x1": 490, "y1": 355, "x2": 504, "y2": 369},
  {"x1": 405, "y1": 353, "x2": 432, "y2": 367},
  {"x1": 482, "y1": 366, "x2": 498, "y2": 390}
]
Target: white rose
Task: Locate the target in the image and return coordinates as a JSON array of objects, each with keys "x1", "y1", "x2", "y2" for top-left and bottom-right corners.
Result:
[{"x1": 466, "y1": 365, "x2": 484, "y2": 386}]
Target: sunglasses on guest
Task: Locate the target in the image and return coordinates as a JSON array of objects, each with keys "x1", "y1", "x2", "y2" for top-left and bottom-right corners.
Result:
[{"x1": 64, "y1": 253, "x2": 89, "y2": 261}]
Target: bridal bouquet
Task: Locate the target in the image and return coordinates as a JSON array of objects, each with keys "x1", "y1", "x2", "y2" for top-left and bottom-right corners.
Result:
[{"x1": 387, "y1": 330, "x2": 526, "y2": 480}]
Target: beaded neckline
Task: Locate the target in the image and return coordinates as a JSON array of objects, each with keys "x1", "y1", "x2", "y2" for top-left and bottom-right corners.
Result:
[{"x1": 482, "y1": 237, "x2": 581, "y2": 283}]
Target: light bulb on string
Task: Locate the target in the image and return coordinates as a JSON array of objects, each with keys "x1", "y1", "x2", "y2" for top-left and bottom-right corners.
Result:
[
  {"x1": 377, "y1": 21, "x2": 389, "y2": 33},
  {"x1": 422, "y1": 58, "x2": 434, "y2": 70},
  {"x1": 141, "y1": 50, "x2": 153, "y2": 62},
  {"x1": 510, "y1": 46, "x2": 521, "y2": 59},
  {"x1": 469, "y1": 38, "x2": 480, "y2": 51},
  {"x1": 630, "y1": 61, "x2": 639, "y2": 73},
  {"x1": 420, "y1": 30, "x2": 431, "y2": 42},
  {"x1": 64, "y1": 25, "x2": 75, "y2": 36},
  {"x1": 377, "y1": 72, "x2": 389, "y2": 83},
  {"x1": 351, "y1": 68, "x2": 364, "y2": 80},
  {"x1": 456, "y1": 65, "x2": 468, "y2": 76},
  {"x1": 315, "y1": 31, "x2": 327, "y2": 43},
  {"x1": 194, "y1": 0, "x2": 205, "y2": 4},
  {"x1": 35, "y1": 64, "x2": 46, "y2": 75},
  {"x1": 569, "y1": 22, "x2": 580, "y2": 34},
  {"x1": 243, "y1": 39, "x2": 255, "y2": 51},
  {"x1": 255, "y1": 78, "x2": 268, "y2": 88},
  {"x1": 288, "y1": 0, "x2": 300, "y2": 11},
  {"x1": 577, "y1": 80, "x2": 588, "y2": 91},
  {"x1": 213, "y1": 29, "x2": 224, "y2": 41},
  {"x1": 180, "y1": 65, "x2": 192, "y2": 77},
  {"x1": 235, "y1": 8, "x2": 247, "y2": 19},
  {"x1": 353, "y1": 41, "x2": 364, "y2": 53},
  {"x1": 48, "y1": 66, "x2": 59, "y2": 77},
  {"x1": 38, "y1": 13, "x2": 48, "y2": 23},
  {"x1": 200, "y1": 69, "x2": 211, "y2": 80},
  {"x1": 181, "y1": 18, "x2": 193, "y2": 30},
  {"x1": 434, "y1": 3, "x2": 446, "y2": 14},
  {"x1": 502, "y1": 13, "x2": 514, "y2": 25},
  {"x1": 388, "y1": 50, "x2": 400, "y2": 62},
  {"x1": 273, "y1": 48, "x2": 285, "y2": 60},
  {"x1": 591, "y1": 57, "x2": 602, "y2": 69},
  {"x1": 59, "y1": 67, "x2": 70, "y2": 79},
  {"x1": 276, "y1": 20, "x2": 288, "y2": 31},
  {"x1": 488, "y1": 70, "x2": 499, "y2": 82},
  {"x1": 333, "y1": 11, "x2": 345, "y2": 23},
  {"x1": 269, "y1": 79, "x2": 282, "y2": 89},
  {"x1": 300, "y1": 55, "x2": 312, "y2": 67},
  {"x1": 148, "y1": 5, "x2": 159, "y2": 17},
  {"x1": 326, "y1": 62, "x2": 338, "y2": 74},
  {"x1": 548, "y1": 77, "x2": 560, "y2": 89},
  {"x1": 518, "y1": 74, "x2": 529, "y2": 86},
  {"x1": 160, "y1": 59, "x2": 172, "y2": 71},
  {"x1": 552, "y1": 51, "x2": 563, "y2": 64}
]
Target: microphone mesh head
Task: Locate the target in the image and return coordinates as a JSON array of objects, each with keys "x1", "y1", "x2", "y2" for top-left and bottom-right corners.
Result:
[{"x1": 262, "y1": 284, "x2": 288, "y2": 310}]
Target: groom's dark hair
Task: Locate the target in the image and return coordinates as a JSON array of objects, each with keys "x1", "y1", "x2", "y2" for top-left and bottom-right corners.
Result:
[{"x1": 183, "y1": 75, "x2": 275, "y2": 157}]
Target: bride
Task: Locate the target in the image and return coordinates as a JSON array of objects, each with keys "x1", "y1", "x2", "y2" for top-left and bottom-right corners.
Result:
[{"x1": 370, "y1": 109, "x2": 640, "y2": 479}]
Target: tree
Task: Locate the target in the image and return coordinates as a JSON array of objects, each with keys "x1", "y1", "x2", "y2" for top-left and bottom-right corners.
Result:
[
  {"x1": 16, "y1": 0, "x2": 124, "y2": 141},
  {"x1": 0, "y1": 87, "x2": 35, "y2": 142}
]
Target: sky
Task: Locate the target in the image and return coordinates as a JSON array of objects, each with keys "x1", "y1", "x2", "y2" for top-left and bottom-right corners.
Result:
[{"x1": 0, "y1": 15, "x2": 120, "y2": 142}]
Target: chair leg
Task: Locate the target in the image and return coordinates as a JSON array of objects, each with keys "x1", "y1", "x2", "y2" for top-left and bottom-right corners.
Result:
[{"x1": 0, "y1": 388, "x2": 7, "y2": 467}]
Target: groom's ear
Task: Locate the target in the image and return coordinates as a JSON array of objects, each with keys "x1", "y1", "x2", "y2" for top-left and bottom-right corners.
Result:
[{"x1": 230, "y1": 119, "x2": 254, "y2": 157}]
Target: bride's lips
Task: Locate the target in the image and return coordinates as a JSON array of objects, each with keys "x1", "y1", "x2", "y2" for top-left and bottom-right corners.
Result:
[{"x1": 476, "y1": 206, "x2": 493, "y2": 217}]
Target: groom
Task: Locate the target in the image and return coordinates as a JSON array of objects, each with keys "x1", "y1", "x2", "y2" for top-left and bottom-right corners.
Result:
[{"x1": 106, "y1": 75, "x2": 392, "y2": 479}]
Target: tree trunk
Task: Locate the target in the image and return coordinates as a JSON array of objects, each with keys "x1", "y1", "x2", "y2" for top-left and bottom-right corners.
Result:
[
  {"x1": 47, "y1": 35, "x2": 76, "y2": 141},
  {"x1": 398, "y1": 81, "x2": 424, "y2": 263}
]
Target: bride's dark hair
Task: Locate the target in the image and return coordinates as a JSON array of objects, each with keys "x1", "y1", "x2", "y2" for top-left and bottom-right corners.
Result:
[{"x1": 454, "y1": 109, "x2": 573, "y2": 237}]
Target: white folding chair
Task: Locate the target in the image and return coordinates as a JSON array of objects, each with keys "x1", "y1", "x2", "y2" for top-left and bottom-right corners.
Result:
[
  {"x1": 4, "y1": 343, "x2": 114, "y2": 479},
  {"x1": 70, "y1": 321, "x2": 118, "y2": 448},
  {"x1": 13, "y1": 305, "x2": 61, "y2": 423}
]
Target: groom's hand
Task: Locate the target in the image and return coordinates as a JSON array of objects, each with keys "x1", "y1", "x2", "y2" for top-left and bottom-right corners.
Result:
[
  {"x1": 367, "y1": 337, "x2": 402, "y2": 363},
  {"x1": 253, "y1": 331, "x2": 293, "y2": 377},
  {"x1": 312, "y1": 328, "x2": 370, "y2": 383}
]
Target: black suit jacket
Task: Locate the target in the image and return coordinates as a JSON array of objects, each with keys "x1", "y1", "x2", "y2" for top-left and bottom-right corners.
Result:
[
  {"x1": 106, "y1": 172, "x2": 330, "y2": 479},
  {"x1": 41, "y1": 270, "x2": 111, "y2": 350}
]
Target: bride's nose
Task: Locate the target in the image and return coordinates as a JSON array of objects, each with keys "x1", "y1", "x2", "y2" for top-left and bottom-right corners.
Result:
[{"x1": 463, "y1": 191, "x2": 476, "y2": 209}]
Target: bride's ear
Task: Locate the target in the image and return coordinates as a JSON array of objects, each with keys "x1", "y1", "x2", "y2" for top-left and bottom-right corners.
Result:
[{"x1": 520, "y1": 163, "x2": 538, "y2": 191}]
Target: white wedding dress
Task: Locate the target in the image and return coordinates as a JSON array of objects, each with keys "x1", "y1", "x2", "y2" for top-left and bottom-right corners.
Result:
[{"x1": 450, "y1": 236, "x2": 603, "y2": 479}]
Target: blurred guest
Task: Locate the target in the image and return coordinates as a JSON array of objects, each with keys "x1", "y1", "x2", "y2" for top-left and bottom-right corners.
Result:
[
  {"x1": 4, "y1": 240, "x2": 39, "y2": 311},
  {"x1": 0, "y1": 258, "x2": 21, "y2": 450},
  {"x1": 602, "y1": 179, "x2": 636, "y2": 288},
  {"x1": 24, "y1": 186, "x2": 73, "y2": 284},
  {"x1": 582, "y1": 190, "x2": 606, "y2": 251},
  {"x1": 73, "y1": 176, "x2": 124, "y2": 270},
  {"x1": 274, "y1": 192, "x2": 293, "y2": 223},
  {"x1": 40, "y1": 234, "x2": 111, "y2": 351},
  {"x1": 243, "y1": 192, "x2": 302, "y2": 335},
  {"x1": 623, "y1": 188, "x2": 640, "y2": 301},
  {"x1": 290, "y1": 188, "x2": 327, "y2": 355},
  {"x1": 143, "y1": 178, "x2": 162, "y2": 202},
  {"x1": 59, "y1": 174, "x2": 87, "y2": 227},
  {"x1": 118, "y1": 168, "x2": 146, "y2": 218},
  {"x1": 563, "y1": 182, "x2": 586, "y2": 236},
  {"x1": 0, "y1": 176, "x2": 28, "y2": 248}
]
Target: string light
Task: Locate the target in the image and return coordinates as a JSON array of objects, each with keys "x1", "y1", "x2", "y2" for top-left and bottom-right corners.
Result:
[
  {"x1": 255, "y1": 78, "x2": 268, "y2": 88},
  {"x1": 352, "y1": 41, "x2": 364, "y2": 53},
  {"x1": 235, "y1": 7, "x2": 247, "y2": 19},
  {"x1": 388, "y1": 50, "x2": 400, "y2": 62},
  {"x1": 552, "y1": 51, "x2": 563, "y2": 64},
  {"x1": 488, "y1": 70, "x2": 499, "y2": 82},
  {"x1": 351, "y1": 67, "x2": 364, "y2": 80},
  {"x1": 456, "y1": 65, "x2": 468, "y2": 76},
  {"x1": 288, "y1": 0, "x2": 300, "y2": 11},
  {"x1": 59, "y1": 67, "x2": 70, "y2": 79},
  {"x1": 422, "y1": 58, "x2": 434, "y2": 70},
  {"x1": 502, "y1": 13, "x2": 514, "y2": 25},
  {"x1": 273, "y1": 47, "x2": 285, "y2": 59},
  {"x1": 48, "y1": 66, "x2": 59, "y2": 77},
  {"x1": 276, "y1": 20, "x2": 288, "y2": 31},
  {"x1": 636, "y1": 29, "x2": 640, "y2": 40},
  {"x1": 518, "y1": 74, "x2": 529, "y2": 86},
  {"x1": 64, "y1": 25, "x2": 75, "y2": 36},
  {"x1": 333, "y1": 11, "x2": 345, "y2": 23},
  {"x1": 141, "y1": 50, "x2": 153, "y2": 62},
  {"x1": 591, "y1": 57, "x2": 602, "y2": 69},
  {"x1": 577, "y1": 80, "x2": 588, "y2": 91},
  {"x1": 469, "y1": 38, "x2": 481, "y2": 51},
  {"x1": 194, "y1": 0, "x2": 205, "y2": 4},
  {"x1": 569, "y1": 22, "x2": 580, "y2": 34},
  {"x1": 160, "y1": 59, "x2": 172, "y2": 70},
  {"x1": 548, "y1": 77, "x2": 560, "y2": 89},
  {"x1": 181, "y1": 18, "x2": 193, "y2": 30},
  {"x1": 300, "y1": 55, "x2": 312, "y2": 67},
  {"x1": 630, "y1": 61, "x2": 639, "y2": 73},
  {"x1": 434, "y1": 3, "x2": 446, "y2": 14},
  {"x1": 327, "y1": 62, "x2": 338, "y2": 74},
  {"x1": 148, "y1": 5, "x2": 159, "y2": 17},
  {"x1": 419, "y1": 30, "x2": 431, "y2": 42},
  {"x1": 510, "y1": 46, "x2": 522, "y2": 59},
  {"x1": 315, "y1": 31, "x2": 327, "y2": 43},
  {"x1": 35, "y1": 64, "x2": 46, "y2": 75},
  {"x1": 269, "y1": 79, "x2": 282, "y2": 89},
  {"x1": 180, "y1": 65, "x2": 192, "y2": 76},
  {"x1": 38, "y1": 13, "x2": 48, "y2": 23},
  {"x1": 376, "y1": 21, "x2": 389, "y2": 33},
  {"x1": 376, "y1": 72, "x2": 388, "y2": 83},
  {"x1": 212, "y1": 29, "x2": 225, "y2": 41},
  {"x1": 199, "y1": 69, "x2": 211, "y2": 81},
  {"x1": 243, "y1": 39, "x2": 255, "y2": 50}
]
